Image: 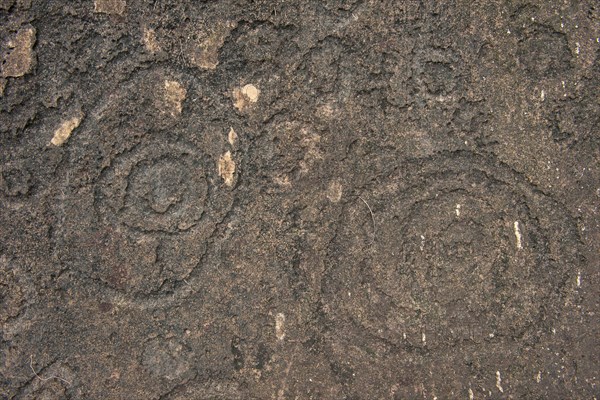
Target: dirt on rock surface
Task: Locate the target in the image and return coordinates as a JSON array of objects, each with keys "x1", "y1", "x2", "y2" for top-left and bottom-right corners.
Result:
[{"x1": 1, "y1": 1, "x2": 599, "y2": 399}]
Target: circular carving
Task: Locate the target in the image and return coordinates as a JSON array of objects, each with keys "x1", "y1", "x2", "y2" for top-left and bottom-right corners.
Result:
[
  {"x1": 82, "y1": 137, "x2": 229, "y2": 299},
  {"x1": 322, "y1": 151, "x2": 580, "y2": 349},
  {"x1": 57, "y1": 67, "x2": 238, "y2": 306},
  {"x1": 96, "y1": 141, "x2": 208, "y2": 233}
]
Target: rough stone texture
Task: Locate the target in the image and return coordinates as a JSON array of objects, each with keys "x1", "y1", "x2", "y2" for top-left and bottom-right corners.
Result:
[{"x1": 0, "y1": 1, "x2": 599, "y2": 399}]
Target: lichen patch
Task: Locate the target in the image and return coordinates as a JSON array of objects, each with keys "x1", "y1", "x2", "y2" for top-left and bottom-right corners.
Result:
[
  {"x1": 188, "y1": 22, "x2": 235, "y2": 70},
  {"x1": 218, "y1": 151, "x2": 236, "y2": 186},
  {"x1": 142, "y1": 27, "x2": 160, "y2": 53},
  {"x1": 275, "y1": 313, "x2": 285, "y2": 341},
  {"x1": 274, "y1": 174, "x2": 291, "y2": 187},
  {"x1": 513, "y1": 220, "x2": 523, "y2": 249},
  {"x1": 327, "y1": 181, "x2": 343, "y2": 203},
  {"x1": 232, "y1": 84, "x2": 260, "y2": 111},
  {"x1": 1, "y1": 26, "x2": 36, "y2": 78},
  {"x1": 51, "y1": 113, "x2": 84, "y2": 146},
  {"x1": 163, "y1": 80, "x2": 186, "y2": 116},
  {"x1": 228, "y1": 127, "x2": 238, "y2": 146},
  {"x1": 94, "y1": 0, "x2": 125, "y2": 15}
]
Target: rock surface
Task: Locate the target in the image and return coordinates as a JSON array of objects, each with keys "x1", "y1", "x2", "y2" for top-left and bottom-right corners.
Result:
[{"x1": 0, "y1": 1, "x2": 598, "y2": 399}]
